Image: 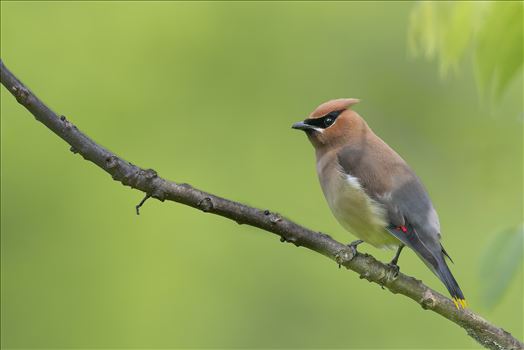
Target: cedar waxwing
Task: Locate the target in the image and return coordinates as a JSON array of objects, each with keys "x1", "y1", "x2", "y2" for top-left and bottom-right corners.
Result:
[{"x1": 292, "y1": 98, "x2": 466, "y2": 309}]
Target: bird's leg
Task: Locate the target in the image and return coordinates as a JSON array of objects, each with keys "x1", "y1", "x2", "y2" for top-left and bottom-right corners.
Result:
[
  {"x1": 387, "y1": 244, "x2": 405, "y2": 275},
  {"x1": 347, "y1": 239, "x2": 364, "y2": 248},
  {"x1": 390, "y1": 244, "x2": 405, "y2": 266}
]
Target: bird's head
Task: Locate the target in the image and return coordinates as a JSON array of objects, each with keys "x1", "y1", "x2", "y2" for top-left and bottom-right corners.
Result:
[{"x1": 292, "y1": 98, "x2": 363, "y2": 149}]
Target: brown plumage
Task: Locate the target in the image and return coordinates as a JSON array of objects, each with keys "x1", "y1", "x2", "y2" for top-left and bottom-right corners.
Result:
[{"x1": 292, "y1": 98, "x2": 466, "y2": 308}]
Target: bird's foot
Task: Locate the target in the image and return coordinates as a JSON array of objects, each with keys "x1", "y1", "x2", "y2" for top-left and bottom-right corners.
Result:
[
  {"x1": 345, "y1": 240, "x2": 364, "y2": 261},
  {"x1": 347, "y1": 239, "x2": 364, "y2": 250},
  {"x1": 378, "y1": 262, "x2": 400, "y2": 288},
  {"x1": 385, "y1": 244, "x2": 404, "y2": 278},
  {"x1": 387, "y1": 262, "x2": 400, "y2": 277},
  {"x1": 335, "y1": 240, "x2": 364, "y2": 268}
]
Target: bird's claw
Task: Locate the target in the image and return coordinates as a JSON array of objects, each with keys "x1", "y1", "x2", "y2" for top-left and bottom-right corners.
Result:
[
  {"x1": 387, "y1": 262, "x2": 400, "y2": 277},
  {"x1": 335, "y1": 240, "x2": 364, "y2": 268}
]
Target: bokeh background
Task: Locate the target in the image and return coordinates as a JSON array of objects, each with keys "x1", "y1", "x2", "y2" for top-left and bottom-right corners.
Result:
[{"x1": 1, "y1": 2, "x2": 522, "y2": 349}]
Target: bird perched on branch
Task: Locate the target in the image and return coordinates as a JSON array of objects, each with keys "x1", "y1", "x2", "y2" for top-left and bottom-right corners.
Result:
[{"x1": 292, "y1": 98, "x2": 466, "y2": 309}]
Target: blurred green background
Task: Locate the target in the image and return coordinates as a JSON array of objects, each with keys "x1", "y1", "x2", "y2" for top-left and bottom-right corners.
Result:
[{"x1": 1, "y1": 1, "x2": 522, "y2": 349}]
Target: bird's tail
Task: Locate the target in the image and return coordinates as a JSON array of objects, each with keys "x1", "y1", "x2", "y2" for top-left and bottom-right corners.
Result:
[
  {"x1": 387, "y1": 225, "x2": 466, "y2": 309},
  {"x1": 433, "y1": 254, "x2": 467, "y2": 309}
]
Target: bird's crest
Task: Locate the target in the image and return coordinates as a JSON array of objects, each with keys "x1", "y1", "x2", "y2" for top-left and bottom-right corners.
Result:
[{"x1": 309, "y1": 98, "x2": 360, "y2": 118}]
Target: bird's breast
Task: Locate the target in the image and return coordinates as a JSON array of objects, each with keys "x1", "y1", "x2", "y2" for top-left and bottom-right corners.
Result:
[{"x1": 317, "y1": 157, "x2": 398, "y2": 248}]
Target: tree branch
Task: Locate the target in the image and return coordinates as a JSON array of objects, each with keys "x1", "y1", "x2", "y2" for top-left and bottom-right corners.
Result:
[{"x1": 1, "y1": 59, "x2": 522, "y2": 350}]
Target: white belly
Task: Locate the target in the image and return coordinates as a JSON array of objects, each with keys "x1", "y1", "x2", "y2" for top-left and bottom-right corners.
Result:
[{"x1": 318, "y1": 165, "x2": 399, "y2": 248}]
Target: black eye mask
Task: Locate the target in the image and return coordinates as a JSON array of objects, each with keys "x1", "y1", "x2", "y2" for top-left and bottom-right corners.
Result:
[{"x1": 303, "y1": 110, "x2": 344, "y2": 129}]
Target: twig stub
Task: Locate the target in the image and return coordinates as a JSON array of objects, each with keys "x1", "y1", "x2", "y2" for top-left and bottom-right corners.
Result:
[{"x1": 135, "y1": 193, "x2": 151, "y2": 215}]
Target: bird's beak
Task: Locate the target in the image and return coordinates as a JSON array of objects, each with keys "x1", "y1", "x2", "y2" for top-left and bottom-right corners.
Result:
[{"x1": 291, "y1": 121, "x2": 315, "y2": 131}]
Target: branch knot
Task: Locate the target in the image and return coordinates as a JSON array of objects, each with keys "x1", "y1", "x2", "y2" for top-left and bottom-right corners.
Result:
[
  {"x1": 141, "y1": 168, "x2": 158, "y2": 180},
  {"x1": 12, "y1": 85, "x2": 29, "y2": 104},
  {"x1": 198, "y1": 197, "x2": 214, "y2": 212},
  {"x1": 105, "y1": 155, "x2": 118, "y2": 169},
  {"x1": 420, "y1": 289, "x2": 437, "y2": 310}
]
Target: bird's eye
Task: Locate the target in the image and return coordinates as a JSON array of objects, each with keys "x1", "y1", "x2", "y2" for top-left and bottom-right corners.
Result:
[{"x1": 324, "y1": 117, "x2": 334, "y2": 127}]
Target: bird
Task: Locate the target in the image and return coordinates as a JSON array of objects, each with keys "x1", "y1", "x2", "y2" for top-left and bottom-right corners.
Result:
[{"x1": 292, "y1": 98, "x2": 466, "y2": 309}]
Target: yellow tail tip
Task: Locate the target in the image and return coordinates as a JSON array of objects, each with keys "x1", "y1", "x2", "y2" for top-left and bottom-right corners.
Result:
[{"x1": 453, "y1": 297, "x2": 468, "y2": 309}]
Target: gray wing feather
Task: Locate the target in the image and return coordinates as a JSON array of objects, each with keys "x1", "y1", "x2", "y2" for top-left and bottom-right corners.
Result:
[
  {"x1": 337, "y1": 144, "x2": 441, "y2": 243},
  {"x1": 337, "y1": 144, "x2": 465, "y2": 301}
]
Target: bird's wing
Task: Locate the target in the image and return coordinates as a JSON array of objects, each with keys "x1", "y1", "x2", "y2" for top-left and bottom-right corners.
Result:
[
  {"x1": 336, "y1": 143, "x2": 439, "y2": 232},
  {"x1": 383, "y1": 177, "x2": 444, "y2": 270},
  {"x1": 336, "y1": 143, "x2": 441, "y2": 241},
  {"x1": 337, "y1": 144, "x2": 465, "y2": 304}
]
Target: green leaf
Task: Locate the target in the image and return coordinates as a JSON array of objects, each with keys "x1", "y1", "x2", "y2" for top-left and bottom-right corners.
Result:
[
  {"x1": 438, "y1": 2, "x2": 475, "y2": 76},
  {"x1": 408, "y1": 2, "x2": 479, "y2": 76},
  {"x1": 408, "y1": 1, "x2": 438, "y2": 59},
  {"x1": 474, "y1": 2, "x2": 523, "y2": 99},
  {"x1": 479, "y1": 224, "x2": 524, "y2": 309},
  {"x1": 408, "y1": 1, "x2": 523, "y2": 102}
]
